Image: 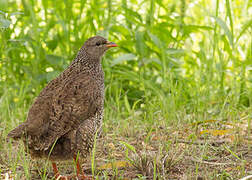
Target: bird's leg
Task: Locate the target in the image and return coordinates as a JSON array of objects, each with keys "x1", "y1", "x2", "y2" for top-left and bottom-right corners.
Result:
[
  {"x1": 51, "y1": 157, "x2": 92, "y2": 180},
  {"x1": 52, "y1": 162, "x2": 73, "y2": 180},
  {"x1": 76, "y1": 158, "x2": 82, "y2": 177},
  {"x1": 74, "y1": 155, "x2": 92, "y2": 180},
  {"x1": 74, "y1": 155, "x2": 84, "y2": 177},
  {"x1": 52, "y1": 162, "x2": 60, "y2": 179}
]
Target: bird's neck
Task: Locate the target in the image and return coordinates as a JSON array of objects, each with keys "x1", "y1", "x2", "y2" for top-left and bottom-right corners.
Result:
[
  {"x1": 61, "y1": 50, "x2": 104, "y2": 82},
  {"x1": 72, "y1": 50, "x2": 102, "y2": 72}
]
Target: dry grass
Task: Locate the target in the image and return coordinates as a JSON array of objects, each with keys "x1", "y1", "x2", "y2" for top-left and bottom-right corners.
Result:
[{"x1": 1, "y1": 114, "x2": 251, "y2": 179}]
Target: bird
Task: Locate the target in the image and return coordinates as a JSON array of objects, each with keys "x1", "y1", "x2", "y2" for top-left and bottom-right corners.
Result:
[{"x1": 7, "y1": 35, "x2": 117, "y2": 180}]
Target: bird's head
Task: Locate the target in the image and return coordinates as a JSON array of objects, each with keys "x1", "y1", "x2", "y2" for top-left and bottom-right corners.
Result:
[{"x1": 82, "y1": 35, "x2": 117, "y2": 60}]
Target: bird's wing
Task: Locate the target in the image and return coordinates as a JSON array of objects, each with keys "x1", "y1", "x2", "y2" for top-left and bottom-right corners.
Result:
[
  {"x1": 26, "y1": 73, "x2": 101, "y2": 150},
  {"x1": 25, "y1": 78, "x2": 59, "y2": 136}
]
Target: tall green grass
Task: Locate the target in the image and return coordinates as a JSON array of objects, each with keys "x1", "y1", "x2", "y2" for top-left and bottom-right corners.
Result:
[{"x1": 0, "y1": 0, "x2": 251, "y2": 179}]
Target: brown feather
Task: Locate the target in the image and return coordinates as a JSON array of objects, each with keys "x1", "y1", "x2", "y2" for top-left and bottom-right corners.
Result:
[{"x1": 7, "y1": 35, "x2": 114, "y2": 161}]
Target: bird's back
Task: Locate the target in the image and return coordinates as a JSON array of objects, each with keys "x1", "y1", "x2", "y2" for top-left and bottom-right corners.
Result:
[
  {"x1": 7, "y1": 35, "x2": 115, "y2": 161},
  {"x1": 8, "y1": 60, "x2": 104, "y2": 155}
]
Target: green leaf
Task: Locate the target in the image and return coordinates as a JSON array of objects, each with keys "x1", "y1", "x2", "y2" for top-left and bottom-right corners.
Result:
[
  {"x1": 124, "y1": 95, "x2": 131, "y2": 113},
  {"x1": 183, "y1": 25, "x2": 214, "y2": 35},
  {"x1": 212, "y1": 16, "x2": 233, "y2": 47},
  {"x1": 166, "y1": 48, "x2": 185, "y2": 55},
  {"x1": 10, "y1": 12, "x2": 24, "y2": 16},
  {"x1": 225, "y1": 0, "x2": 233, "y2": 38},
  {"x1": 0, "y1": 18, "x2": 11, "y2": 28},
  {"x1": 148, "y1": 32, "x2": 163, "y2": 49},
  {"x1": 119, "y1": 141, "x2": 136, "y2": 153},
  {"x1": 46, "y1": 71, "x2": 60, "y2": 81},
  {"x1": 236, "y1": 18, "x2": 252, "y2": 44},
  {"x1": 222, "y1": 35, "x2": 232, "y2": 56},
  {"x1": 135, "y1": 31, "x2": 148, "y2": 57},
  {"x1": 46, "y1": 55, "x2": 64, "y2": 66},
  {"x1": 122, "y1": 6, "x2": 143, "y2": 23},
  {"x1": 110, "y1": 25, "x2": 130, "y2": 37},
  {"x1": 112, "y1": 53, "x2": 136, "y2": 66},
  {"x1": 0, "y1": 10, "x2": 5, "y2": 15},
  {"x1": 46, "y1": 39, "x2": 58, "y2": 51}
]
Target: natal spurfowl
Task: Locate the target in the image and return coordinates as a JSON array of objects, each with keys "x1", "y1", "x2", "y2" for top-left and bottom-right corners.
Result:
[{"x1": 8, "y1": 36, "x2": 117, "y2": 179}]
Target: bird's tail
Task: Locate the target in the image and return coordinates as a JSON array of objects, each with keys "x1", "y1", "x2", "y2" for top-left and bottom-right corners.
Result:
[{"x1": 7, "y1": 123, "x2": 26, "y2": 140}]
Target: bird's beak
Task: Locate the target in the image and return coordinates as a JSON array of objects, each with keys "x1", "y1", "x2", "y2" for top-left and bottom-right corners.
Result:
[{"x1": 106, "y1": 41, "x2": 118, "y2": 48}]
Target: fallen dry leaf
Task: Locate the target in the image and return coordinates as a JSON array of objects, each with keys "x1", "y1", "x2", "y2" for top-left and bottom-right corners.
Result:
[
  {"x1": 200, "y1": 129, "x2": 233, "y2": 136},
  {"x1": 97, "y1": 161, "x2": 132, "y2": 170}
]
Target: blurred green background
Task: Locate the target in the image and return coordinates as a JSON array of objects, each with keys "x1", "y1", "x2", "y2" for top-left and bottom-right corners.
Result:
[
  {"x1": 0, "y1": 0, "x2": 252, "y2": 179},
  {"x1": 0, "y1": 0, "x2": 251, "y2": 131}
]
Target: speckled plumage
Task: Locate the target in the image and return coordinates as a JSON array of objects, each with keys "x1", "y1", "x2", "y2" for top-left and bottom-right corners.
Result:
[{"x1": 8, "y1": 36, "x2": 115, "y2": 161}]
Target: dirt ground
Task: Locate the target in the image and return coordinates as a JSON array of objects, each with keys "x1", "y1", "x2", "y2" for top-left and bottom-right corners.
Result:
[{"x1": 1, "y1": 120, "x2": 251, "y2": 179}]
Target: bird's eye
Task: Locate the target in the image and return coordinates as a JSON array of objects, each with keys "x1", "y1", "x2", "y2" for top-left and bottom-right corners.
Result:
[{"x1": 96, "y1": 42, "x2": 101, "y2": 46}]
